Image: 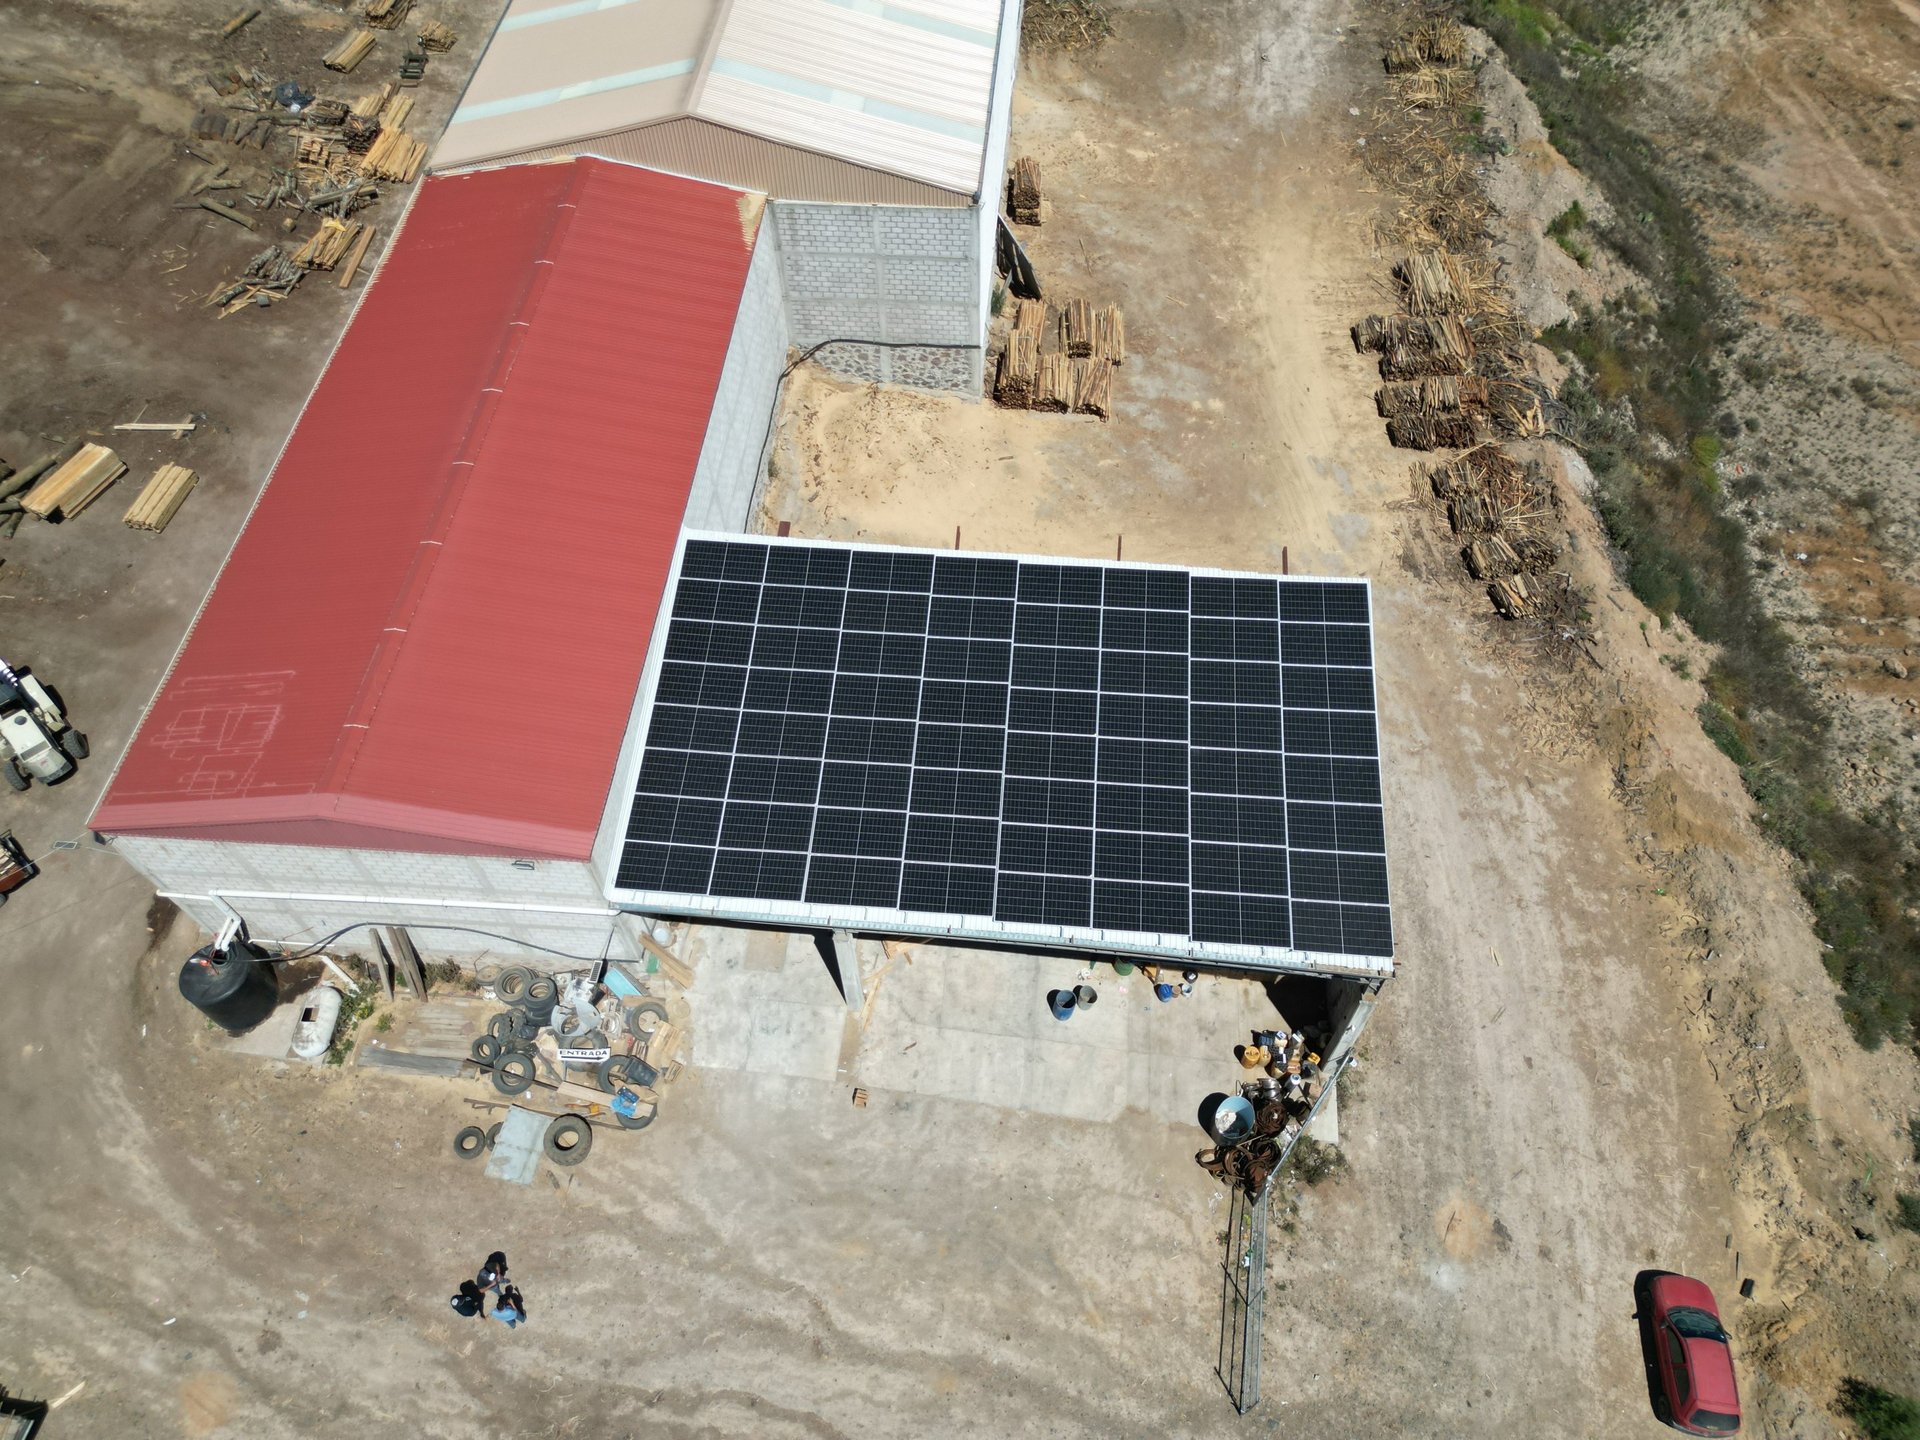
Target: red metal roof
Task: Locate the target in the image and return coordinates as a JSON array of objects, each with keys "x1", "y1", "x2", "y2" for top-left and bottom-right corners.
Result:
[{"x1": 94, "y1": 158, "x2": 761, "y2": 859}]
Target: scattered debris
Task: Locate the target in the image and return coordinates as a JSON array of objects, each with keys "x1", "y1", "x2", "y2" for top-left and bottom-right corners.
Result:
[{"x1": 124, "y1": 465, "x2": 200, "y2": 533}]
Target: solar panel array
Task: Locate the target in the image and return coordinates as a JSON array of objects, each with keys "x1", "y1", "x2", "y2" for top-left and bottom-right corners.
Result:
[{"x1": 611, "y1": 536, "x2": 1392, "y2": 964}]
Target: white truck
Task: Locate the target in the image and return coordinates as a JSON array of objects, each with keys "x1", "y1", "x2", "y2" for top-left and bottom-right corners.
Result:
[{"x1": 0, "y1": 659, "x2": 87, "y2": 790}]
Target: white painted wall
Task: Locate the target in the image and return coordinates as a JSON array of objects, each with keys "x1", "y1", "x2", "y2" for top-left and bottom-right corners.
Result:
[
  {"x1": 682, "y1": 222, "x2": 790, "y2": 532},
  {"x1": 115, "y1": 834, "x2": 641, "y2": 963},
  {"x1": 976, "y1": 0, "x2": 1025, "y2": 350}
]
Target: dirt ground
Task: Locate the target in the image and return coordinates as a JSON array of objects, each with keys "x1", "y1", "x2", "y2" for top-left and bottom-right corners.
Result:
[{"x1": 2, "y1": 0, "x2": 1918, "y2": 1437}]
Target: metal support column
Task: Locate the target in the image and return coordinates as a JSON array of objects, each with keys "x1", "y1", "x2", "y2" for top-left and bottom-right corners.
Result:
[
  {"x1": 828, "y1": 928, "x2": 864, "y2": 1014},
  {"x1": 1216, "y1": 1184, "x2": 1269, "y2": 1413}
]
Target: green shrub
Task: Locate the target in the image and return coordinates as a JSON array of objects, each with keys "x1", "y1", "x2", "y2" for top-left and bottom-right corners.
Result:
[
  {"x1": 1896, "y1": 1193, "x2": 1920, "y2": 1234},
  {"x1": 1285, "y1": 1136, "x2": 1350, "y2": 1187},
  {"x1": 1839, "y1": 1379, "x2": 1920, "y2": 1440}
]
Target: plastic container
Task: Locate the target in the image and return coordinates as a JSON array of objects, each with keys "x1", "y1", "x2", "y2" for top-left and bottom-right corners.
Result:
[
  {"x1": 1073, "y1": 984, "x2": 1097, "y2": 1008},
  {"x1": 1154, "y1": 982, "x2": 1176, "y2": 1003},
  {"x1": 1047, "y1": 989, "x2": 1076, "y2": 1021},
  {"x1": 1208, "y1": 1095, "x2": 1257, "y2": 1144},
  {"x1": 178, "y1": 942, "x2": 279, "y2": 1033}
]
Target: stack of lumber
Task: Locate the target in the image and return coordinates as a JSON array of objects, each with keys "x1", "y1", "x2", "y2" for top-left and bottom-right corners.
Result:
[
  {"x1": 359, "y1": 128, "x2": 425, "y2": 182},
  {"x1": 995, "y1": 333, "x2": 1040, "y2": 407},
  {"x1": 22, "y1": 445, "x2": 126, "y2": 521},
  {"x1": 1061, "y1": 298, "x2": 1095, "y2": 358},
  {"x1": 305, "y1": 97, "x2": 352, "y2": 127},
  {"x1": 365, "y1": 0, "x2": 411, "y2": 27},
  {"x1": 1035, "y1": 353, "x2": 1076, "y2": 412},
  {"x1": 378, "y1": 92, "x2": 413, "y2": 129},
  {"x1": 324, "y1": 29, "x2": 376, "y2": 72},
  {"x1": 1009, "y1": 156, "x2": 1042, "y2": 224},
  {"x1": 1375, "y1": 376, "x2": 1462, "y2": 418},
  {"x1": 341, "y1": 112, "x2": 381, "y2": 153},
  {"x1": 1392, "y1": 250, "x2": 1474, "y2": 316},
  {"x1": 350, "y1": 84, "x2": 392, "y2": 119},
  {"x1": 291, "y1": 217, "x2": 365, "y2": 269},
  {"x1": 1013, "y1": 297, "x2": 1048, "y2": 347},
  {"x1": 123, "y1": 464, "x2": 199, "y2": 532},
  {"x1": 417, "y1": 19, "x2": 457, "y2": 51},
  {"x1": 1092, "y1": 305, "x2": 1126, "y2": 364},
  {"x1": 1073, "y1": 359, "x2": 1115, "y2": 420},
  {"x1": 1352, "y1": 313, "x2": 1470, "y2": 377}
]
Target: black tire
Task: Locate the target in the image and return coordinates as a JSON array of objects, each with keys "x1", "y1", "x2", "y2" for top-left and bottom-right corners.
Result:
[
  {"x1": 491, "y1": 1051, "x2": 535, "y2": 1096},
  {"x1": 615, "y1": 1097, "x2": 657, "y2": 1131},
  {"x1": 485, "y1": 1012, "x2": 515, "y2": 1040},
  {"x1": 63, "y1": 730, "x2": 88, "y2": 761},
  {"x1": 3, "y1": 762, "x2": 26, "y2": 793},
  {"x1": 470, "y1": 1034, "x2": 502, "y2": 1065},
  {"x1": 511, "y1": 1010, "x2": 543, "y2": 1041},
  {"x1": 578, "y1": 1028, "x2": 608, "y2": 1053},
  {"x1": 625, "y1": 998, "x2": 670, "y2": 1034},
  {"x1": 596, "y1": 1055, "x2": 649, "y2": 1092},
  {"x1": 485, "y1": 1122, "x2": 503, "y2": 1149},
  {"x1": 524, "y1": 975, "x2": 558, "y2": 1008},
  {"x1": 543, "y1": 1114, "x2": 593, "y2": 1166},
  {"x1": 494, "y1": 966, "x2": 532, "y2": 1005},
  {"x1": 453, "y1": 1126, "x2": 488, "y2": 1160}
]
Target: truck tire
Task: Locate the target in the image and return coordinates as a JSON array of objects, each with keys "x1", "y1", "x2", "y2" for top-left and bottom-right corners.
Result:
[
  {"x1": 542, "y1": 1114, "x2": 593, "y2": 1166},
  {"x1": 453, "y1": 1126, "x2": 488, "y2": 1160},
  {"x1": 491, "y1": 1052, "x2": 535, "y2": 1096},
  {"x1": 493, "y1": 966, "x2": 531, "y2": 1005},
  {"x1": 3, "y1": 762, "x2": 26, "y2": 793},
  {"x1": 63, "y1": 730, "x2": 88, "y2": 761},
  {"x1": 470, "y1": 1034, "x2": 502, "y2": 1065},
  {"x1": 524, "y1": 975, "x2": 558, "y2": 1008},
  {"x1": 625, "y1": 999, "x2": 670, "y2": 1034}
]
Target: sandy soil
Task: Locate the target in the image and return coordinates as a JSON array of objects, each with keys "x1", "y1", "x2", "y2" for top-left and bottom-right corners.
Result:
[{"x1": 2, "y1": 0, "x2": 1917, "y2": 1437}]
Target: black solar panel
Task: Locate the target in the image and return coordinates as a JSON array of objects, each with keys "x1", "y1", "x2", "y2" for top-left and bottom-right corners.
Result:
[{"x1": 613, "y1": 537, "x2": 1393, "y2": 964}]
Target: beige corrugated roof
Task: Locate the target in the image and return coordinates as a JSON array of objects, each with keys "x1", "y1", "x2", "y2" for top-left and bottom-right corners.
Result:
[{"x1": 433, "y1": 0, "x2": 1010, "y2": 196}]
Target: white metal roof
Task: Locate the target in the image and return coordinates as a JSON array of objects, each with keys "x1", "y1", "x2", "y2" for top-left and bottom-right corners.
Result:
[{"x1": 436, "y1": 0, "x2": 1011, "y2": 194}]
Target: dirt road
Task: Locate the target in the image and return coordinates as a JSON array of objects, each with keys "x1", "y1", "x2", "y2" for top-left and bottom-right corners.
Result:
[{"x1": 1, "y1": 0, "x2": 1908, "y2": 1437}]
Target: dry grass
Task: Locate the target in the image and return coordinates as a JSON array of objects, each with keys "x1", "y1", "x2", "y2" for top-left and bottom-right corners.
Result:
[{"x1": 1023, "y1": 0, "x2": 1113, "y2": 51}]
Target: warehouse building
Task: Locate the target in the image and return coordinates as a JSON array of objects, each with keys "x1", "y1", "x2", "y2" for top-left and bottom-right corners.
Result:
[
  {"x1": 91, "y1": 157, "x2": 788, "y2": 963},
  {"x1": 431, "y1": 0, "x2": 1024, "y2": 393}
]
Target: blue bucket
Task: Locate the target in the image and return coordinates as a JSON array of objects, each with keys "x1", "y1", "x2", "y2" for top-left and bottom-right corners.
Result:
[{"x1": 1048, "y1": 989, "x2": 1076, "y2": 1021}]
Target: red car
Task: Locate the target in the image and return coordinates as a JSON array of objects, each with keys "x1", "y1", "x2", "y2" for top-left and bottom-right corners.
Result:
[{"x1": 1646, "y1": 1273, "x2": 1742, "y2": 1435}]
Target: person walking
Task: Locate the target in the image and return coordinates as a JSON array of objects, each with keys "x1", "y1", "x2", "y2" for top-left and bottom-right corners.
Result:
[
  {"x1": 476, "y1": 1251, "x2": 508, "y2": 1292},
  {"x1": 490, "y1": 1284, "x2": 526, "y2": 1329},
  {"x1": 448, "y1": 1280, "x2": 486, "y2": 1318}
]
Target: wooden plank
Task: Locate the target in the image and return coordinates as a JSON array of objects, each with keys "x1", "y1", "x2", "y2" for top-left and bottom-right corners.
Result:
[
  {"x1": 123, "y1": 464, "x2": 199, "y2": 531},
  {"x1": 637, "y1": 931, "x2": 695, "y2": 989},
  {"x1": 23, "y1": 444, "x2": 125, "y2": 520},
  {"x1": 198, "y1": 196, "x2": 257, "y2": 230},
  {"x1": 220, "y1": 8, "x2": 261, "y2": 37},
  {"x1": 336, "y1": 222, "x2": 377, "y2": 287}
]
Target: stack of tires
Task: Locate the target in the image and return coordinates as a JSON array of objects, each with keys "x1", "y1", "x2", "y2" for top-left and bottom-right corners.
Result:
[{"x1": 468, "y1": 966, "x2": 554, "y2": 1099}]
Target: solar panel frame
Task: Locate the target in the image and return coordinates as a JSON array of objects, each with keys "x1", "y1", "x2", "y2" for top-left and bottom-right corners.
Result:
[{"x1": 605, "y1": 533, "x2": 1394, "y2": 977}]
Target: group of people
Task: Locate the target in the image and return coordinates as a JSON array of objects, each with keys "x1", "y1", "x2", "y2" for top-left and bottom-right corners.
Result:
[{"x1": 449, "y1": 1250, "x2": 528, "y2": 1329}]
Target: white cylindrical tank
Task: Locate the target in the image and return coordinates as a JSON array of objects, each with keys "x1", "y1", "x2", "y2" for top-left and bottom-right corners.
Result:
[{"x1": 290, "y1": 985, "x2": 345, "y2": 1061}]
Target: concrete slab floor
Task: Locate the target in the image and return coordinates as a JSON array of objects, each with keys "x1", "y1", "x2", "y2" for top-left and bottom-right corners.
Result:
[{"x1": 679, "y1": 923, "x2": 1290, "y2": 1129}]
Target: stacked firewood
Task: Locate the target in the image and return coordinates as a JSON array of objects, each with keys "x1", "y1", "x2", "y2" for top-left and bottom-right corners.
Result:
[
  {"x1": 1008, "y1": 157, "x2": 1043, "y2": 225},
  {"x1": 994, "y1": 298, "x2": 1123, "y2": 420}
]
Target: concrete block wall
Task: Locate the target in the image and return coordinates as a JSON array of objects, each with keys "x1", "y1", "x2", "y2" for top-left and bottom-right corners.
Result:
[
  {"x1": 114, "y1": 835, "x2": 640, "y2": 963},
  {"x1": 772, "y1": 201, "x2": 983, "y2": 393},
  {"x1": 683, "y1": 224, "x2": 791, "y2": 531}
]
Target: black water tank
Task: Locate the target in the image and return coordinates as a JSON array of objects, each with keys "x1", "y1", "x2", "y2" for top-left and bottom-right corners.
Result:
[{"x1": 178, "y1": 941, "x2": 279, "y2": 1033}]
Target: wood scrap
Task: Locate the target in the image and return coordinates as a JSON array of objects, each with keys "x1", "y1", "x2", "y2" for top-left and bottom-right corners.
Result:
[
  {"x1": 1012, "y1": 296, "x2": 1048, "y2": 344},
  {"x1": 123, "y1": 464, "x2": 199, "y2": 532},
  {"x1": 113, "y1": 419, "x2": 196, "y2": 433},
  {"x1": 994, "y1": 332, "x2": 1039, "y2": 408},
  {"x1": 1035, "y1": 352, "x2": 1076, "y2": 412},
  {"x1": 220, "y1": 8, "x2": 261, "y2": 37},
  {"x1": 324, "y1": 30, "x2": 377, "y2": 73},
  {"x1": 359, "y1": 127, "x2": 425, "y2": 182},
  {"x1": 349, "y1": 83, "x2": 393, "y2": 118},
  {"x1": 1061, "y1": 297, "x2": 1094, "y2": 358},
  {"x1": 417, "y1": 19, "x2": 457, "y2": 51},
  {"x1": 0, "y1": 441, "x2": 81, "y2": 506},
  {"x1": 1488, "y1": 573, "x2": 1534, "y2": 619},
  {"x1": 378, "y1": 92, "x2": 413, "y2": 129},
  {"x1": 22, "y1": 444, "x2": 127, "y2": 521},
  {"x1": 1073, "y1": 358, "x2": 1115, "y2": 420},
  {"x1": 1094, "y1": 304, "x2": 1126, "y2": 364},
  {"x1": 365, "y1": 0, "x2": 411, "y2": 28},
  {"x1": 1009, "y1": 156, "x2": 1042, "y2": 224},
  {"x1": 196, "y1": 196, "x2": 257, "y2": 230},
  {"x1": 637, "y1": 932, "x2": 695, "y2": 989},
  {"x1": 291, "y1": 217, "x2": 363, "y2": 269},
  {"x1": 336, "y1": 222, "x2": 377, "y2": 287}
]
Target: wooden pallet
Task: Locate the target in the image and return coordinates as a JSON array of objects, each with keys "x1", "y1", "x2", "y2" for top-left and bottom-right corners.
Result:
[
  {"x1": 123, "y1": 464, "x2": 199, "y2": 532},
  {"x1": 23, "y1": 444, "x2": 126, "y2": 520}
]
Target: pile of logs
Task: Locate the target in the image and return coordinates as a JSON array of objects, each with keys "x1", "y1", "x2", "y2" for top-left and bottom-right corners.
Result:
[
  {"x1": 324, "y1": 30, "x2": 376, "y2": 73},
  {"x1": 994, "y1": 298, "x2": 1121, "y2": 420},
  {"x1": 1387, "y1": 414, "x2": 1476, "y2": 450},
  {"x1": 191, "y1": 110, "x2": 276, "y2": 149},
  {"x1": 209, "y1": 246, "x2": 305, "y2": 314},
  {"x1": 1392, "y1": 250, "x2": 1475, "y2": 316},
  {"x1": 1008, "y1": 156, "x2": 1042, "y2": 225},
  {"x1": 417, "y1": 19, "x2": 457, "y2": 51},
  {"x1": 1352, "y1": 313, "x2": 1471, "y2": 378},
  {"x1": 123, "y1": 465, "x2": 199, "y2": 532},
  {"x1": 1384, "y1": 18, "x2": 1465, "y2": 73},
  {"x1": 21, "y1": 445, "x2": 126, "y2": 521}
]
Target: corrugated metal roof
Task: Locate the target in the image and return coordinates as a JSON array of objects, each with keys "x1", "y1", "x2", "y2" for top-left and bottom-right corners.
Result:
[
  {"x1": 434, "y1": 0, "x2": 1010, "y2": 195},
  {"x1": 93, "y1": 159, "x2": 761, "y2": 860}
]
